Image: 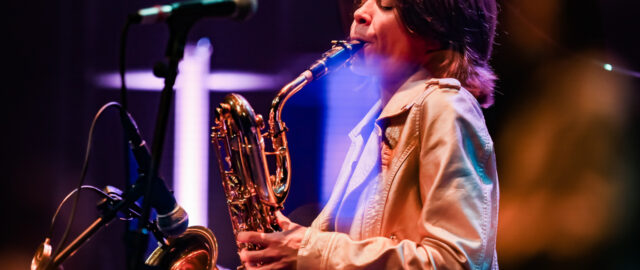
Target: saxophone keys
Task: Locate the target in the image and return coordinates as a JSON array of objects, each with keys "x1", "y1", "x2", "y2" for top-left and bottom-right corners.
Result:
[
  {"x1": 255, "y1": 114, "x2": 265, "y2": 130},
  {"x1": 225, "y1": 156, "x2": 232, "y2": 168}
]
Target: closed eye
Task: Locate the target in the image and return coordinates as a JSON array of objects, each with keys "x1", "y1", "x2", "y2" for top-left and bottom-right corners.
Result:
[{"x1": 376, "y1": 0, "x2": 395, "y2": 11}]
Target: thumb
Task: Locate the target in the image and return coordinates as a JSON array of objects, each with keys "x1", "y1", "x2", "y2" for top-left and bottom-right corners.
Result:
[{"x1": 275, "y1": 211, "x2": 292, "y2": 230}]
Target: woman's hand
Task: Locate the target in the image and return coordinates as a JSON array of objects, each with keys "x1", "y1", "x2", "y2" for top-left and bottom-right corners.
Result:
[{"x1": 237, "y1": 212, "x2": 307, "y2": 270}]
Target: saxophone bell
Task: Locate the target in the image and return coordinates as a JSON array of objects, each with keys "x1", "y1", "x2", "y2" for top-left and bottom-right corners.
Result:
[{"x1": 146, "y1": 226, "x2": 219, "y2": 270}]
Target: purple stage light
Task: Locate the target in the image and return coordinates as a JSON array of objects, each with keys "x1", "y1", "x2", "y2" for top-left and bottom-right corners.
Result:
[
  {"x1": 173, "y1": 39, "x2": 212, "y2": 227},
  {"x1": 95, "y1": 70, "x2": 282, "y2": 91}
]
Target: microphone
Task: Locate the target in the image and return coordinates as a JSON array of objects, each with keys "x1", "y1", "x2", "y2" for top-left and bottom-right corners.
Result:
[
  {"x1": 130, "y1": 0, "x2": 258, "y2": 24},
  {"x1": 120, "y1": 111, "x2": 189, "y2": 236}
]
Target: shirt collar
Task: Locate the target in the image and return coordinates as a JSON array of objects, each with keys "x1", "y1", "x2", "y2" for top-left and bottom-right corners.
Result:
[{"x1": 348, "y1": 100, "x2": 382, "y2": 140}]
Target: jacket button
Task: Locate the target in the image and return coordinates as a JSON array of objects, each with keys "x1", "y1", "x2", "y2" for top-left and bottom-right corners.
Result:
[{"x1": 389, "y1": 234, "x2": 397, "y2": 240}]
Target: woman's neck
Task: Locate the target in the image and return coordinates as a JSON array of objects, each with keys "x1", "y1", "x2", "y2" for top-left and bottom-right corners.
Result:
[{"x1": 378, "y1": 64, "x2": 429, "y2": 106}]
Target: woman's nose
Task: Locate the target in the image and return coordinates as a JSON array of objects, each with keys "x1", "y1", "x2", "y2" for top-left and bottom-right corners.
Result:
[{"x1": 353, "y1": 2, "x2": 372, "y2": 26}]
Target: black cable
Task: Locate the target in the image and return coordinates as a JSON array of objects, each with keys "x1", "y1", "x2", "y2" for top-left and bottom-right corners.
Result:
[
  {"x1": 120, "y1": 18, "x2": 133, "y2": 193},
  {"x1": 119, "y1": 20, "x2": 135, "y2": 263},
  {"x1": 52, "y1": 102, "x2": 123, "y2": 257},
  {"x1": 46, "y1": 185, "x2": 111, "y2": 239},
  {"x1": 119, "y1": 18, "x2": 147, "y2": 270}
]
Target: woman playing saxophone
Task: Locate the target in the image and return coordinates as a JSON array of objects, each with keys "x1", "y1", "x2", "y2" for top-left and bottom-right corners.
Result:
[{"x1": 237, "y1": 0, "x2": 500, "y2": 268}]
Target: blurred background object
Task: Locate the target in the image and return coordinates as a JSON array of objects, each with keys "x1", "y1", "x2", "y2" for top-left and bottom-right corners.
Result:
[
  {"x1": 492, "y1": 0, "x2": 639, "y2": 268},
  {"x1": 2, "y1": 0, "x2": 639, "y2": 269}
]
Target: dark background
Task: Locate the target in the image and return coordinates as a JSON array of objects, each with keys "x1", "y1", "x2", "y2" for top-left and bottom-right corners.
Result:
[{"x1": 2, "y1": 0, "x2": 639, "y2": 269}]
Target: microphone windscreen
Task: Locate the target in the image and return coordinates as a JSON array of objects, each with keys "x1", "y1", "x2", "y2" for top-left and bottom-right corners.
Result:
[{"x1": 157, "y1": 206, "x2": 189, "y2": 236}]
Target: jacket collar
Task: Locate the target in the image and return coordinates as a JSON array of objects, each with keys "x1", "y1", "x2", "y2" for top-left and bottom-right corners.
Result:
[
  {"x1": 377, "y1": 69, "x2": 462, "y2": 122},
  {"x1": 347, "y1": 70, "x2": 463, "y2": 141}
]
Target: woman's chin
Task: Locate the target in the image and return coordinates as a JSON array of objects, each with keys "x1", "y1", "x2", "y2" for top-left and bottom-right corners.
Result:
[
  {"x1": 350, "y1": 62, "x2": 372, "y2": 76},
  {"x1": 349, "y1": 54, "x2": 382, "y2": 77}
]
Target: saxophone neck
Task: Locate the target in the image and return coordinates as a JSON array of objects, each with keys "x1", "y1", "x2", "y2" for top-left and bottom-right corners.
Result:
[
  {"x1": 268, "y1": 71, "x2": 312, "y2": 135},
  {"x1": 268, "y1": 40, "x2": 363, "y2": 134}
]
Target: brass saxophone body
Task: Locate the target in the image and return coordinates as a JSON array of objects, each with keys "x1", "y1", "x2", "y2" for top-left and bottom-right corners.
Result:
[{"x1": 211, "y1": 40, "x2": 363, "y2": 255}]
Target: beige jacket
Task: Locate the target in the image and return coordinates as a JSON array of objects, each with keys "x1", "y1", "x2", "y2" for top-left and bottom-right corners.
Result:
[{"x1": 297, "y1": 75, "x2": 500, "y2": 269}]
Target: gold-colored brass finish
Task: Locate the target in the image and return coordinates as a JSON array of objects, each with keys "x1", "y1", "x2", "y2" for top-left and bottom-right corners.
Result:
[
  {"x1": 146, "y1": 226, "x2": 218, "y2": 270},
  {"x1": 212, "y1": 93, "x2": 282, "y2": 246},
  {"x1": 210, "y1": 40, "x2": 363, "y2": 268}
]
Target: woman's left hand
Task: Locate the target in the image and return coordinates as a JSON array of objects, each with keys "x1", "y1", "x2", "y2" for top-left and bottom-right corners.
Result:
[{"x1": 237, "y1": 211, "x2": 307, "y2": 270}]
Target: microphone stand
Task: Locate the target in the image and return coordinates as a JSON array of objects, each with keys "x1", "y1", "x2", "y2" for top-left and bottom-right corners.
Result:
[
  {"x1": 130, "y1": 16, "x2": 197, "y2": 270},
  {"x1": 49, "y1": 17, "x2": 197, "y2": 270}
]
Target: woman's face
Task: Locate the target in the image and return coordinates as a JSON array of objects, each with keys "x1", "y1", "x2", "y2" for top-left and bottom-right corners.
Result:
[{"x1": 349, "y1": 0, "x2": 430, "y2": 80}]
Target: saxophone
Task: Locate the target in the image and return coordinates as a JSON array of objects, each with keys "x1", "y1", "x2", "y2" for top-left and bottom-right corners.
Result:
[{"x1": 211, "y1": 40, "x2": 363, "y2": 257}]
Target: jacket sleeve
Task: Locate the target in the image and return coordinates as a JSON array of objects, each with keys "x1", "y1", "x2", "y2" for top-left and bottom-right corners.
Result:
[{"x1": 297, "y1": 88, "x2": 499, "y2": 270}]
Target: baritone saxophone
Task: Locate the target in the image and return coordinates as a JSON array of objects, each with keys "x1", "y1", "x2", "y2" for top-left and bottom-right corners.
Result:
[{"x1": 211, "y1": 40, "x2": 364, "y2": 253}]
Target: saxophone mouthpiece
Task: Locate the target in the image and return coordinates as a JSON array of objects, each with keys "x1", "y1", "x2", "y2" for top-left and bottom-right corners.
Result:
[{"x1": 307, "y1": 40, "x2": 364, "y2": 80}]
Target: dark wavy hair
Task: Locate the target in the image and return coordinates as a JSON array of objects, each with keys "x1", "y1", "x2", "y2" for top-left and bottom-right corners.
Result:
[{"x1": 392, "y1": 0, "x2": 498, "y2": 107}]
